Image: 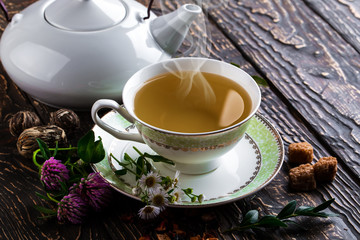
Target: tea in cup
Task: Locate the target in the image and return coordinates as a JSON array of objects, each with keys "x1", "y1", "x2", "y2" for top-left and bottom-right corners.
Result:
[{"x1": 91, "y1": 57, "x2": 261, "y2": 174}]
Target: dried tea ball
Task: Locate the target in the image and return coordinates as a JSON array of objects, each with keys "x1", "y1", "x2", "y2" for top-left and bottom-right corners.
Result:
[
  {"x1": 17, "y1": 125, "x2": 67, "y2": 158},
  {"x1": 9, "y1": 111, "x2": 41, "y2": 136},
  {"x1": 50, "y1": 109, "x2": 80, "y2": 135}
]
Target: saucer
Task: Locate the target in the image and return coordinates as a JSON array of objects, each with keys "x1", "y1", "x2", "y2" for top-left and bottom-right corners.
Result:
[{"x1": 92, "y1": 111, "x2": 284, "y2": 208}]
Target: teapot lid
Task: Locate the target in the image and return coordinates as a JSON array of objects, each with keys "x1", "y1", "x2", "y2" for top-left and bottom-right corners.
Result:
[{"x1": 45, "y1": 0, "x2": 127, "y2": 31}]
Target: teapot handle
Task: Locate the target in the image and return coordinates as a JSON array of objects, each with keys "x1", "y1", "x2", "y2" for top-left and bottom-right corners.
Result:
[{"x1": 91, "y1": 99, "x2": 144, "y2": 143}]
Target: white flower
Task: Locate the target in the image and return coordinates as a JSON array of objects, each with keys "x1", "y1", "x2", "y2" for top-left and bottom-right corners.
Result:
[
  {"x1": 138, "y1": 171, "x2": 161, "y2": 192},
  {"x1": 138, "y1": 205, "x2": 161, "y2": 220},
  {"x1": 149, "y1": 188, "x2": 169, "y2": 210},
  {"x1": 172, "y1": 188, "x2": 184, "y2": 204}
]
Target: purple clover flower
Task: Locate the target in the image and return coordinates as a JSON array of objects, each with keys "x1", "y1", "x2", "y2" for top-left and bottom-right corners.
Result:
[
  {"x1": 40, "y1": 157, "x2": 69, "y2": 191},
  {"x1": 57, "y1": 193, "x2": 88, "y2": 224},
  {"x1": 70, "y1": 172, "x2": 112, "y2": 212}
]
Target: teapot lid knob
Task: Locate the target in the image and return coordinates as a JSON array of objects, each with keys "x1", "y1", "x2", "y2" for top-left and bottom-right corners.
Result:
[{"x1": 45, "y1": 0, "x2": 126, "y2": 31}]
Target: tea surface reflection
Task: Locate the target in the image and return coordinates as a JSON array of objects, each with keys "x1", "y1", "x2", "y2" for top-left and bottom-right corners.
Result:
[{"x1": 134, "y1": 71, "x2": 252, "y2": 133}]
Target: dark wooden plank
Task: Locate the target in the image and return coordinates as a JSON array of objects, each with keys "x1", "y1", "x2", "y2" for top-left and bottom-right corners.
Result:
[
  {"x1": 135, "y1": 1, "x2": 360, "y2": 239},
  {"x1": 203, "y1": 0, "x2": 360, "y2": 178},
  {"x1": 0, "y1": 0, "x2": 359, "y2": 239},
  {"x1": 140, "y1": 1, "x2": 359, "y2": 238},
  {"x1": 304, "y1": 0, "x2": 360, "y2": 54}
]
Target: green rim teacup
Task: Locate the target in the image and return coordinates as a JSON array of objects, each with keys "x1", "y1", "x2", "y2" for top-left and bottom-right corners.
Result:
[{"x1": 91, "y1": 57, "x2": 261, "y2": 174}]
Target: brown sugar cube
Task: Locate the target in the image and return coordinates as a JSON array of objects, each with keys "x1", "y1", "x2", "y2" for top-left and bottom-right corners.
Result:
[
  {"x1": 314, "y1": 156, "x2": 338, "y2": 182},
  {"x1": 289, "y1": 163, "x2": 316, "y2": 191},
  {"x1": 288, "y1": 142, "x2": 314, "y2": 165}
]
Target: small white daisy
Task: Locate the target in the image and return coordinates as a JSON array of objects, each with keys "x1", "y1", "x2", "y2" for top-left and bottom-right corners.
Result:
[
  {"x1": 138, "y1": 205, "x2": 161, "y2": 220},
  {"x1": 172, "y1": 188, "x2": 184, "y2": 204},
  {"x1": 138, "y1": 171, "x2": 161, "y2": 192},
  {"x1": 149, "y1": 188, "x2": 169, "y2": 210}
]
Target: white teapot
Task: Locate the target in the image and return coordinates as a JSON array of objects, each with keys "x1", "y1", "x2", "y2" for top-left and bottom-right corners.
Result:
[{"x1": 0, "y1": 0, "x2": 201, "y2": 109}]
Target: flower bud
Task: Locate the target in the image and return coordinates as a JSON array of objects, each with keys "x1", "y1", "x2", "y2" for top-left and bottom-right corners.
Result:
[
  {"x1": 40, "y1": 157, "x2": 69, "y2": 191},
  {"x1": 198, "y1": 194, "x2": 205, "y2": 203}
]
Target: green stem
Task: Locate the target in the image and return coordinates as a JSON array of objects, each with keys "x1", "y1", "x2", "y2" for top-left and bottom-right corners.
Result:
[
  {"x1": 48, "y1": 147, "x2": 77, "y2": 151},
  {"x1": 64, "y1": 156, "x2": 72, "y2": 165},
  {"x1": 133, "y1": 146, "x2": 143, "y2": 156},
  {"x1": 33, "y1": 146, "x2": 77, "y2": 169},
  {"x1": 124, "y1": 153, "x2": 138, "y2": 166},
  {"x1": 132, "y1": 148, "x2": 151, "y2": 174},
  {"x1": 46, "y1": 193, "x2": 60, "y2": 203},
  {"x1": 32, "y1": 149, "x2": 42, "y2": 168},
  {"x1": 111, "y1": 153, "x2": 141, "y2": 178}
]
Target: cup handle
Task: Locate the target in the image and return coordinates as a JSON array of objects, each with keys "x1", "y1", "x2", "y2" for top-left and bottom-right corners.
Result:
[{"x1": 91, "y1": 99, "x2": 144, "y2": 143}]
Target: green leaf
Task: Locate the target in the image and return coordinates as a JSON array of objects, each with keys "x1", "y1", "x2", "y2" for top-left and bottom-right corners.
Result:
[
  {"x1": 77, "y1": 130, "x2": 105, "y2": 163},
  {"x1": 91, "y1": 138, "x2": 105, "y2": 163},
  {"x1": 295, "y1": 206, "x2": 313, "y2": 212},
  {"x1": 251, "y1": 75, "x2": 269, "y2": 87},
  {"x1": 230, "y1": 62, "x2": 241, "y2": 68},
  {"x1": 136, "y1": 156, "x2": 145, "y2": 180},
  {"x1": 124, "y1": 153, "x2": 133, "y2": 163},
  {"x1": 241, "y1": 210, "x2": 259, "y2": 225},
  {"x1": 277, "y1": 200, "x2": 297, "y2": 219},
  {"x1": 294, "y1": 206, "x2": 315, "y2": 215},
  {"x1": 33, "y1": 205, "x2": 57, "y2": 215},
  {"x1": 143, "y1": 153, "x2": 174, "y2": 165},
  {"x1": 35, "y1": 192, "x2": 51, "y2": 201},
  {"x1": 145, "y1": 160, "x2": 152, "y2": 173},
  {"x1": 258, "y1": 215, "x2": 288, "y2": 227},
  {"x1": 77, "y1": 130, "x2": 95, "y2": 162},
  {"x1": 296, "y1": 211, "x2": 332, "y2": 218},
  {"x1": 36, "y1": 138, "x2": 51, "y2": 160},
  {"x1": 115, "y1": 169, "x2": 127, "y2": 175},
  {"x1": 313, "y1": 198, "x2": 335, "y2": 213},
  {"x1": 224, "y1": 199, "x2": 338, "y2": 234}
]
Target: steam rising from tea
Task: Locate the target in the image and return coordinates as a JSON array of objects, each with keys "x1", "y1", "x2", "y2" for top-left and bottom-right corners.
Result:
[{"x1": 134, "y1": 71, "x2": 252, "y2": 133}]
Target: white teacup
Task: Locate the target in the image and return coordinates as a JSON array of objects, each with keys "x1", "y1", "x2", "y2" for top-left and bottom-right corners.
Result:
[{"x1": 91, "y1": 57, "x2": 261, "y2": 174}]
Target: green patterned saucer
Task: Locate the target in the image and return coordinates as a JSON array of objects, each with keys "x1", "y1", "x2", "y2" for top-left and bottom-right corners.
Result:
[{"x1": 92, "y1": 111, "x2": 284, "y2": 207}]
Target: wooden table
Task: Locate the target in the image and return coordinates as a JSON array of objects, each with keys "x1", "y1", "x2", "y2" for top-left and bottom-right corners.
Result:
[{"x1": 1, "y1": 0, "x2": 359, "y2": 239}]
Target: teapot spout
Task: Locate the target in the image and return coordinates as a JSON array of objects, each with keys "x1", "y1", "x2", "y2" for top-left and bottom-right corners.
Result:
[{"x1": 150, "y1": 4, "x2": 202, "y2": 55}]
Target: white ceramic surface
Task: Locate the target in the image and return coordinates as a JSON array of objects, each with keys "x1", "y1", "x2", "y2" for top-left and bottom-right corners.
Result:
[
  {"x1": 0, "y1": 0, "x2": 201, "y2": 109},
  {"x1": 92, "y1": 111, "x2": 284, "y2": 207},
  {"x1": 91, "y1": 58, "x2": 261, "y2": 174}
]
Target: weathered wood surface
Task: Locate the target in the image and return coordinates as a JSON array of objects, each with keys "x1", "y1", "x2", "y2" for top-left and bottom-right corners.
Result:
[
  {"x1": 204, "y1": 0, "x2": 360, "y2": 177},
  {"x1": 0, "y1": 0, "x2": 359, "y2": 239},
  {"x1": 304, "y1": 0, "x2": 360, "y2": 54}
]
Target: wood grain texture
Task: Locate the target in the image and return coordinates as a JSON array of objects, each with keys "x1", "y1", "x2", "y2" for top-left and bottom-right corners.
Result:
[
  {"x1": 304, "y1": 0, "x2": 360, "y2": 54},
  {"x1": 204, "y1": 0, "x2": 360, "y2": 178},
  {"x1": 0, "y1": 0, "x2": 359, "y2": 239}
]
